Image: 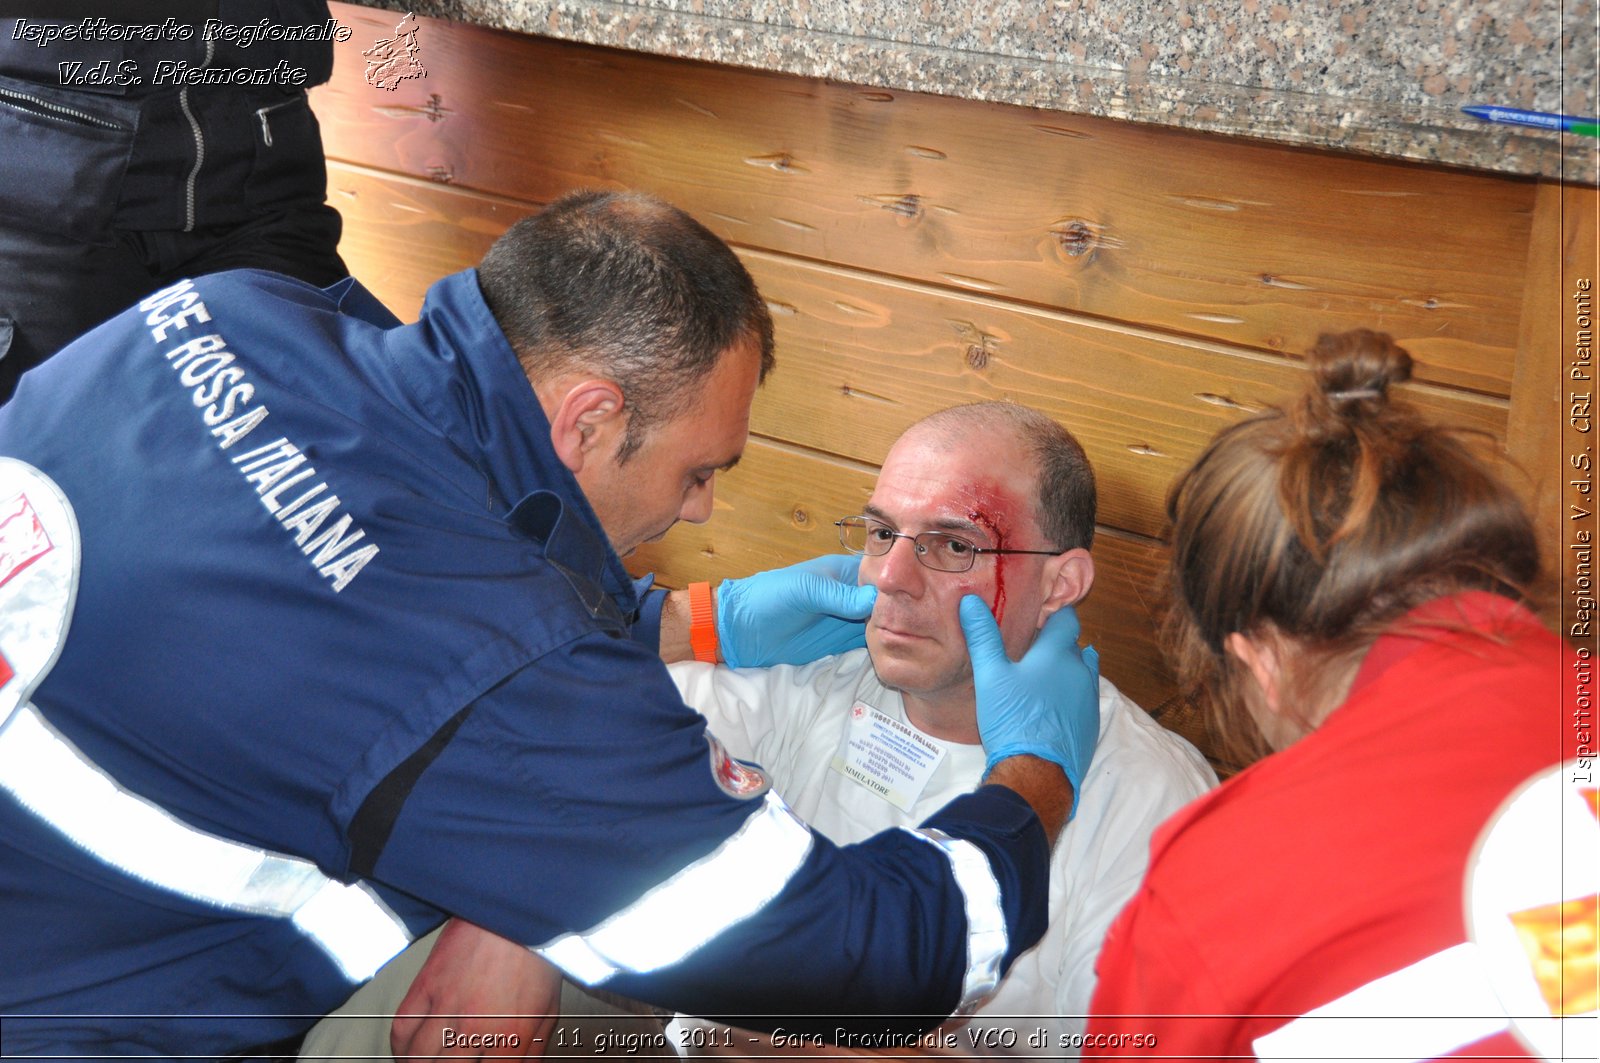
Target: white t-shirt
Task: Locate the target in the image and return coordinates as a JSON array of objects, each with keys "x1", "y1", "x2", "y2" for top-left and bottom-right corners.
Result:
[{"x1": 668, "y1": 649, "x2": 1216, "y2": 1056}]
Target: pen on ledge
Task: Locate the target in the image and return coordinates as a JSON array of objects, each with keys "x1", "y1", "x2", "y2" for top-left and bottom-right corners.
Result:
[{"x1": 1462, "y1": 105, "x2": 1600, "y2": 137}]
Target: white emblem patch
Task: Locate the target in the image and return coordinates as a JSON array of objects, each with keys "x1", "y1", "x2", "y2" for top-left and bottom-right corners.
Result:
[{"x1": 705, "y1": 734, "x2": 769, "y2": 800}]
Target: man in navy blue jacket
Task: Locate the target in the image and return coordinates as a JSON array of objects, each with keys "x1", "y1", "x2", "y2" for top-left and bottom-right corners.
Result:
[{"x1": 0, "y1": 190, "x2": 1099, "y2": 1059}]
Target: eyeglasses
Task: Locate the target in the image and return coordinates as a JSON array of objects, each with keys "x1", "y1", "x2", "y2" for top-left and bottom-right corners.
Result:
[{"x1": 834, "y1": 516, "x2": 1059, "y2": 574}]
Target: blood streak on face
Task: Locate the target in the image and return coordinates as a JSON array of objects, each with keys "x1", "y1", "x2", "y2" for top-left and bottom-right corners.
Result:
[{"x1": 960, "y1": 481, "x2": 1020, "y2": 626}]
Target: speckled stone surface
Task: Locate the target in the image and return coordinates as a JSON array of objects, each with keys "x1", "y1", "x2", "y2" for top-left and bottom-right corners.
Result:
[{"x1": 353, "y1": 0, "x2": 1598, "y2": 181}]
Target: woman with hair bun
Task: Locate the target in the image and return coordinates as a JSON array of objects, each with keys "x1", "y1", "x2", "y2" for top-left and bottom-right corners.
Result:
[{"x1": 1084, "y1": 330, "x2": 1585, "y2": 1061}]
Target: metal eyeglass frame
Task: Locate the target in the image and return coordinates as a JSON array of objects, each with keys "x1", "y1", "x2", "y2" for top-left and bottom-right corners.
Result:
[{"x1": 834, "y1": 515, "x2": 1059, "y2": 573}]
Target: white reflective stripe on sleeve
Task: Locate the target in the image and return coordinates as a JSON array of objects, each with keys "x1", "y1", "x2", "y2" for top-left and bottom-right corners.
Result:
[
  {"x1": 1253, "y1": 942, "x2": 1509, "y2": 1063},
  {"x1": 292, "y1": 878, "x2": 417, "y2": 981},
  {"x1": 538, "y1": 791, "x2": 814, "y2": 985},
  {"x1": 0, "y1": 702, "x2": 412, "y2": 982},
  {"x1": 907, "y1": 826, "x2": 1008, "y2": 1014}
]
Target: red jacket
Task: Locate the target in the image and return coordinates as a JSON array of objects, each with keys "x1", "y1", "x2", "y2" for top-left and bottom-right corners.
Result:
[{"x1": 1086, "y1": 593, "x2": 1583, "y2": 1062}]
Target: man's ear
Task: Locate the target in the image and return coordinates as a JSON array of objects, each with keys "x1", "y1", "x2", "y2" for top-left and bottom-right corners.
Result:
[
  {"x1": 1037, "y1": 548, "x2": 1094, "y2": 626},
  {"x1": 1225, "y1": 630, "x2": 1283, "y2": 716},
  {"x1": 539, "y1": 376, "x2": 627, "y2": 474}
]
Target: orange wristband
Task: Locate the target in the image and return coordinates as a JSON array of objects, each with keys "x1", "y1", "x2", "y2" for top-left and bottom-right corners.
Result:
[{"x1": 688, "y1": 581, "x2": 719, "y2": 663}]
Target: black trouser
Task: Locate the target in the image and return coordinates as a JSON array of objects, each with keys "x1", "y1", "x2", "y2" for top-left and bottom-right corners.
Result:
[{"x1": 0, "y1": 202, "x2": 346, "y2": 405}]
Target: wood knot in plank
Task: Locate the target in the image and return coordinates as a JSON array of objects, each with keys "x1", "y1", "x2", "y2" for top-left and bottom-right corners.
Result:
[
  {"x1": 859, "y1": 193, "x2": 923, "y2": 220},
  {"x1": 1051, "y1": 219, "x2": 1097, "y2": 257},
  {"x1": 952, "y1": 321, "x2": 1003, "y2": 363},
  {"x1": 951, "y1": 321, "x2": 1003, "y2": 365},
  {"x1": 840, "y1": 385, "x2": 899, "y2": 406},
  {"x1": 372, "y1": 93, "x2": 453, "y2": 123},
  {"x1": 1194, "y1": 392, "x2": 1254, "y2": 411},
  {"x1": 1260, "y1": 274, "x2": 1313, "y2": 291},
  {"x1": 745, "y1": 152, "x2": 809, "y2": 175}
]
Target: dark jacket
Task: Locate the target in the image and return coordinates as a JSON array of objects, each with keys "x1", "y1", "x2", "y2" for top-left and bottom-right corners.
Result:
[{"x1": 0, "y1": 1, "x2": 336, "y2": 239}]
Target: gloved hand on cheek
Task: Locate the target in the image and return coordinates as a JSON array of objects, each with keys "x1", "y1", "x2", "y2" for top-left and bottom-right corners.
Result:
[
  {"x1": 961, "y1": 597, "x2": 1101, "y2": 819},
  {"x1": 716, "y1": 554, "x2": 878, "y2": 668}
]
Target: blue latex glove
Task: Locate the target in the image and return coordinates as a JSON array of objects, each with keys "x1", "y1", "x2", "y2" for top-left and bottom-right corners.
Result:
[
  {"x1": 717, "y1": 555, "x2": 878, "y2": 668},
  {"x1": 960, "y1": 596, "x2": 1101, "y2": 818}
]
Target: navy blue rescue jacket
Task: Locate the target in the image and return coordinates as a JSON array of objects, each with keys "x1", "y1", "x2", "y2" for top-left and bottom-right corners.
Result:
[{"x1": 0, "y1": 269, "x2": 1049, "y2": 1058}]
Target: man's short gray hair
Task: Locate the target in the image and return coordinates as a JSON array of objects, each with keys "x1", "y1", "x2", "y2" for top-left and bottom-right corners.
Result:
[
  {"x1": 477, "y1": 190, "x2": 775, "y2": 461},
  {"x1": 911, "y1": 402, "x2": 1096, "y2": 551}
]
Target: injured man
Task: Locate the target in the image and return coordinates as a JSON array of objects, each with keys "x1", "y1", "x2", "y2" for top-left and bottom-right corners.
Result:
[{"x1": 302, "y1": 401, "x2": 1216, "y2": 1059}]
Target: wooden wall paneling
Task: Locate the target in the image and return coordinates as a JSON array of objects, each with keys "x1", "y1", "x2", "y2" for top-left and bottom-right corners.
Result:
[
  {"x1": 327, "y1": 167, "x2": 1513, "y2": 543},
  {"x1": 742, "y1": 249, "x2": 1512, "y2": 541},
  {"x1": 628, "y1": 436, "x2": 1179, "y2": 713},
  {"x1": 325, "y1": 163, "x2": 527, "y2": 314},
  {"x1": 323, "y1": 166, "x2": 1184, "y2": 706},
  {"x1": 317, "y1": 3, "x2": 1535, "y2": 396},
  {"x1": 325, "y1": 163, "x2": 1180, "y2": 705}
]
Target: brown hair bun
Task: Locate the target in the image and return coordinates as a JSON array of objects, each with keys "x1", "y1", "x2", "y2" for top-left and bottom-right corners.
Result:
[
  {"x1": 1302, "y1": 328, "x2": 1414, "y2": 429},
  {"x1": 1164, "y1": 328, "x2": 1539, "y2": 764}
]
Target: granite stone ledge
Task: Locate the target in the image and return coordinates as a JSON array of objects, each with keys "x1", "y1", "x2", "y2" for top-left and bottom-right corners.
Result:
[{"x1": 351, "y1": 0, "x2": 1599, "y2": 182}]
